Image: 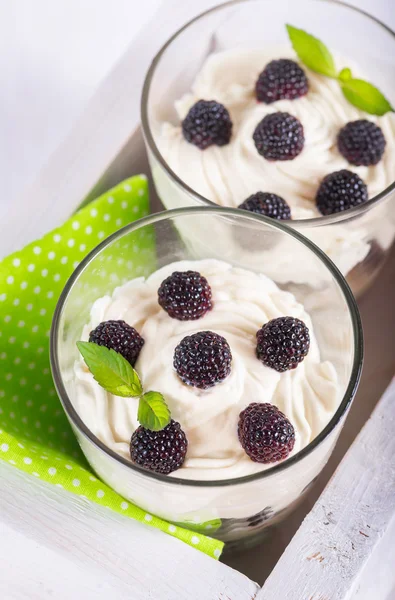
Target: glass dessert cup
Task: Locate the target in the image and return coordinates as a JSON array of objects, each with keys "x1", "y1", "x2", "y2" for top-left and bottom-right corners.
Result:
[
  {"x1": 141, "y1": 0, "x2": 395, "y2": 298},
  {"x1": 51, "y1": 207, "x2": 363, "y2": 546}
]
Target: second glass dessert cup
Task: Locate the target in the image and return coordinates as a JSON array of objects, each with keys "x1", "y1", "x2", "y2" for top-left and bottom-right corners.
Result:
[
  {"x1": 51, "y1": 207, "x2": 362, "y2": 546},
  {"x1": 141, "y1": 0, "x2": 395, "y2": 297}
]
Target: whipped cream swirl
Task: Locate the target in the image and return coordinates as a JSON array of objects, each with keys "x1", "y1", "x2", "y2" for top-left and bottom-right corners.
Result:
[
  {"x1": 73, "y1": 259, "x2": 340, "y2": 481},
  {"x1": 159, "y1": 48, "x2": 395, "y2": 217}
]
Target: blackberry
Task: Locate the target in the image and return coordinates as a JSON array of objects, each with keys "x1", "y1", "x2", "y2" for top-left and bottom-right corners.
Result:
[
  {"x1": 253, "y1": 112, "x2": 304, "y2": 160},
  {"x1": 238, "y1": 403, "x2": 295, "y2": 463},
  {"x1": 256, "y1": 316, "x2": 310, "y2": 372},
  {"x1": 158, "y1": 271, "x2": 213, "y2": 321},
  {"x1": 238, "y1": 192, "x2": 291, "y2": 220},
  {"x1": 255, "y1": 59, "x2": 308, "y2": 104},
  {"x1": 337, "y1": 119, "x2": 386, "y2": 166},
  {"x1": 173, "y1": 331, "x2": 232, "y2": 389},
  {"x1": 130, "y1": 419, "x2": 187, "y2": 475},
  {"x1": 316, "y1": 169, "x2": 368, "y2": 216},
  {"x1": 182, "y1": 100, "x2": 232, "y2": 150},
  {"x1": 89, "y1": 320, "x2": 144, "y2": 366}
]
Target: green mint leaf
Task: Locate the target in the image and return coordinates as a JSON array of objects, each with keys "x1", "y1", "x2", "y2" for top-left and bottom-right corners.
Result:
[
  {"x1": 138, "y1": 391, "x2": 171, "y2": 431},
  {"x1": 77, "y1": 341, "x2": 143, "y2": 397},
  {"x1": 338, "y1": 67, "x2": 352, "y2": 82},
  {"x1": 286, "y1": 25, "x2": 337, "y2": 78},
  {"x1": 340, "y1": 78, "x2": 394, "y2": 116}
]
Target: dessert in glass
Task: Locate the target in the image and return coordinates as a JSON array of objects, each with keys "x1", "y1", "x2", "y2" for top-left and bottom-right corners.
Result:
[
  {"x1": 141, "y1": 0, "x2": 395, "y2": 297},
  {"x1": 51, "y1": 207, "x2": 363, "y2": 546}
]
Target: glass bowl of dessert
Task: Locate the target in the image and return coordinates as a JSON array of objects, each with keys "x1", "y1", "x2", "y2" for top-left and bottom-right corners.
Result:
[
  {"x1": 141, "y1": 0, "x2": 395, "y2": 297},
  {"x1": 51, "y1": 207, "x2": 363, "y2": 547}
]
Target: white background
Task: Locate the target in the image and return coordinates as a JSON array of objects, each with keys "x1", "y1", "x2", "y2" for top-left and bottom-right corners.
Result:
[{"x1": 0, "y1": 0, "x2": 394, "y2": 225}]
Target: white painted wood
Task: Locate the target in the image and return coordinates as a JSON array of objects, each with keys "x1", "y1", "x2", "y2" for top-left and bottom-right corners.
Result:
[
  {"x1": 0, "y1": 461, "x2": 259, "y2": 600},
  {"x1": 2, "y1": 0, "x2": 219, "y2": 258},
  {"x1": 4, "y1": 130, "x2": 395, "y2": 600},
  {"x1": 0, "y1": 0, "x2": 161, "y2": 207},
  {"x1": 257, "y1": 378, "x2": 395, "y2": 600},
  {"x1": 349, "y1": 515, "x2": 395, "y2": 600},
  {"x1": 4, "y1": 134, "x2": 395, "y2": 598}
]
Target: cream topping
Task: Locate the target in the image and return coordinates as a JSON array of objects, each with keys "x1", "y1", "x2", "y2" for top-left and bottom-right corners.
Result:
[
  {"x1": 159, "y1": 48, "x2": 395, "y2": 216},
  {"x1": 73, "y1": 259, "x2": 340, "y2": 481}
]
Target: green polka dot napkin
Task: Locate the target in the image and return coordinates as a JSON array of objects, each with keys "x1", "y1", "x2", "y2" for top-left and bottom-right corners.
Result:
[{"x1": 0, "y1": 175, "x2": 224, "y2": 560}]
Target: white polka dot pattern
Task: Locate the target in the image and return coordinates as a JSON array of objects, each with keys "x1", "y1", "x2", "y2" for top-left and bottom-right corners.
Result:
[{"x1": 0, "y1": 175, "x2": 223, "y2": 559}]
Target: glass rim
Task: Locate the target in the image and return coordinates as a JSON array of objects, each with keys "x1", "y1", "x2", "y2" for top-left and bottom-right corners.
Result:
[
  {"x1": 140, "y1": 0, "x2": 395, "y2": 228},
  {"x1": 50, "y1": 206, "x2": 363, "y2": 488}
]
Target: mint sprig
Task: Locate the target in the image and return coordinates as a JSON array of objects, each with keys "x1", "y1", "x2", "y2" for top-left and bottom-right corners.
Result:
[
  {"x1": 286, "y1": 25, "x2": 394, "y2": 116},
  {"x1": 340, "y1": 78, "x2": 394, "y2": 116},
  {"x1": 286, "y1": 25, "x2": 337, "y2": 78},
  {"x1": 77, "y1": 341, "x2": 171, "y2": 431},
  {"x1": 77, "y1": 342, "x2": 143, "y2": 397},
  {"x1": 338, "y1": 67, "x2": 352, "y2": 83}
]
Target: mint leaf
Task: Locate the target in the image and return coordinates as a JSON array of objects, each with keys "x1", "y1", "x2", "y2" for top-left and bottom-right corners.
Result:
[
  {"x1": 138, "y1": 391, "x2": 171, "y2": 431},
  {"x1": 286, "y1": 25, "x2": 337, "y2": 78},
  {"x1": 77, "y1": 341, "x2": 143, "y2": 397},
  {"x1": 77, "y1": 342, "x2": 173, "y2": 431},
  {"x1": 338, "y1": 67, "x2": 352, "y2": 83},
  {"x1": 340, "y1": 78, "x2": 394, "y2": 116},
  {"x1": 286, "y1": 24, "x2": 394, "y2": 115}
]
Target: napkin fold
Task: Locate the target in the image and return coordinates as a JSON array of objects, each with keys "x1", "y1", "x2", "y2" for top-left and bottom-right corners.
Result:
[{"x1": 0, "y1": 175, "x2": 223, "y2": 560}]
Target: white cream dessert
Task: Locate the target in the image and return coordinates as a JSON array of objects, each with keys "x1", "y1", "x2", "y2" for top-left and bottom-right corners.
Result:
[
  {"x1": 159, "y1": 49, "x2": 395, "y2": 211},
  {"x1": 157, "y1": 48, "x2": 395, "y2": 278},
  {"x1": 73, "y1": 259, "x2": 341, "y2": 481}
]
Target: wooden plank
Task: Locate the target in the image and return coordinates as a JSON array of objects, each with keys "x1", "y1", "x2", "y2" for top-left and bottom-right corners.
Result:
[
  {"x1": 256, "y1": 378, "x2": 395, "y2": 600},
  {"x1": 5, "y1": 124, "x2": 395, "y2": 597},
  {"x1": 0, "y1": 461, "x2": 259, "y2": 600},
  {"x1": 5, "y1": 125, "x2": 393, "y2": 596},
  {"x1": 349, "y1": 515, "x2": 395, "y2": 600},
  {"x1": 2, "y1": 0, "x2": 219, "y2": 257}
]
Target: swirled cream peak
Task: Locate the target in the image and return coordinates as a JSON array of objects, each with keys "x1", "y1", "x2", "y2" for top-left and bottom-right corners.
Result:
[
  {"x1": 72, "y1": 259, "x2": 341, "y2": 481},
  {"x1": 158, "y1": 48, "x2": 395, "y2": 216}
]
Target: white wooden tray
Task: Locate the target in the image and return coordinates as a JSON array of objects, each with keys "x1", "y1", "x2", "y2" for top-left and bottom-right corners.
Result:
[{"x1": 4, "y1": 1, "x2": 395, "y2": 597}]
